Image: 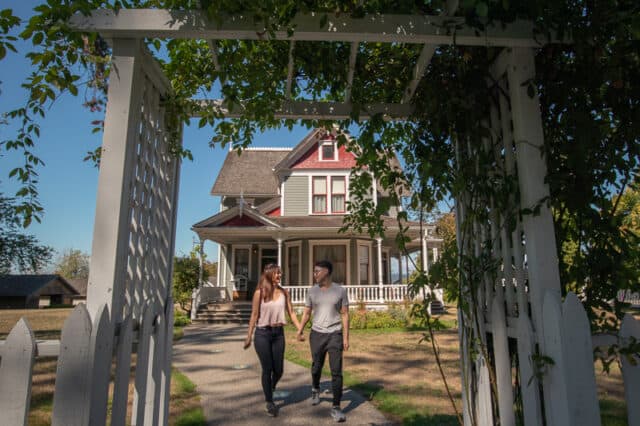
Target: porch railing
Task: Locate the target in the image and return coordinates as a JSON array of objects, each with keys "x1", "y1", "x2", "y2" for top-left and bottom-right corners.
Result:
[{"x1": 283, "y1": 284, "x2": 410, "y2": 305}]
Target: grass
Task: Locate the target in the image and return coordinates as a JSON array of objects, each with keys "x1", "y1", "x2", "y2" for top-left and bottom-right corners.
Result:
[
  {"x1": 0, "y1": 307, "x2": 202, "y2": 425},
  {"x1": 284, "y1": 308, "x2": 629, "y2": 426}
]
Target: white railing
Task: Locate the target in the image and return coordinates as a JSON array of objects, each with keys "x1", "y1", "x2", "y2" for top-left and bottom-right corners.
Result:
[
  {"x1": 0, "y1": 300, "x2": 173, "y2": 426},
  {"x1": 617, "y1": 290, "x2": 640, "y2": 307},
  {"x1": 283, "y1": 284, "x2": 411, "y2": 305}
]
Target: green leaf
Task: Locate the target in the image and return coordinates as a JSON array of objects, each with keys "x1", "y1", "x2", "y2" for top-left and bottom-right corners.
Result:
[{"x1": 475, "y1": 2, "x2": 489, "y2": 17}]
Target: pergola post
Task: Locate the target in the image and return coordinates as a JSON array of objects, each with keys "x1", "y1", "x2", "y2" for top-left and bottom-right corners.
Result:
[
  {"x1": 506, "y1": 47, "x2": 569, "y2": 425},
  {"x1": 86, "y1": 38, "x2": 144, "y2": 322},
  {"x1": 506, "y1": 47, "x2": 563, "y2": 340}
]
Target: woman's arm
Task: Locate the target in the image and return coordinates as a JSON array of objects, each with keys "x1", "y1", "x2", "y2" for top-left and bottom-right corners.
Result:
[
  {"x1": 283, "y1": 288, "x2": 302, "y2": 331},
  {"x1": 244, "y1": 289, "x2": 261, "y2": 349}
]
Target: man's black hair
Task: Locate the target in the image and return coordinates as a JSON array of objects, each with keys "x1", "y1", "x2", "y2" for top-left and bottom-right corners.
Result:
[{"x1": 314, "y1": 260, "x2": 333, "y2": 275}]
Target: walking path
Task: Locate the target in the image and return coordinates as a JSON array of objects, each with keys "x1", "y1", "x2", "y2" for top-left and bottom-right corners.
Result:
[{"x1": 172, "y1": 324, "x2": 392, "y2": 425}]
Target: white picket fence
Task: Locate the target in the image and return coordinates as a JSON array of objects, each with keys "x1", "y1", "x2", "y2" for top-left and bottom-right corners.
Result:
[
  {"x1": 0, "y1": 299, "x2": 174, "y2": 426},
  {"x1": 467, "y1": 291, "x2": 640, "y2": 426}
]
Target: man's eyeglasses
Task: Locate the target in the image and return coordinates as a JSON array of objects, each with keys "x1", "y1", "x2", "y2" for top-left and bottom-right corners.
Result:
[{"x1": 313, "y1": 269, "x2": 325, "y2": 274}]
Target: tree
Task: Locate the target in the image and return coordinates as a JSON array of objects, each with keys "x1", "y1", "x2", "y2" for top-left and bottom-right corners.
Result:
[
  {"x1": 54, "y1": 248, "x2": 90, "y2": 279},
  {"x1": 172, "y1": 247, "x2": 208, "y2": 315},
  {"x1": 0, "y1": 193, "x2": 53, "y2": 273}
]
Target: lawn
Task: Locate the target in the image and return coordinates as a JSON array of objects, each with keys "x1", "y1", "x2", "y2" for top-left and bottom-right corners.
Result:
[
  {"x1": 284, "y1": 308, "x2": 629, "y2": 426},
  {"x1": 0, "y1": 307, "x2": 629, "y2": 425},
  {"x1": 0, "y1": 307, "x2": 203, "y2": 426}
]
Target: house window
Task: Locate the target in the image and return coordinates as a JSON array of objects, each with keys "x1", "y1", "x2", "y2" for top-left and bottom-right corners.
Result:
[
  {"x1": 312, "y1": 176, "x2": 327, "y2": 213},
  {"x1": 287, "y1": 245, "x2": 300, "y2": 285},
  {"x1": 313, "y1": 245, "x2": 347, "y2": 285},
  {"x1": 260, "y1": 248, "x2": 278, "y2": 272},
  {"x1": 358, "y1": 245, "x2": 370, "y2": 285},
  {"x1": 320, "y1": 141, "x2": 337, "y2": 161},
  {"x1": 331, "y1": 176, "x2": 346, "y2": 213}
]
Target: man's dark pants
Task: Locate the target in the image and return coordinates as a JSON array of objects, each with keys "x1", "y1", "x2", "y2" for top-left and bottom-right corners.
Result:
[{"x1": 310, "y1": 329, "x2": 343, "y2": 406}]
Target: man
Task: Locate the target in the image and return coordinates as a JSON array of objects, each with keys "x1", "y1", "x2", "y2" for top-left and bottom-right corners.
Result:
[{"x1": 297, "y1": 260, "x2": 349, "y2": 423}]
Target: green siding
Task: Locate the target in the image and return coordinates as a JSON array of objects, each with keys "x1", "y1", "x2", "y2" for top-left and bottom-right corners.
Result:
[{"x1": 283, "y1": 175, "x2": 308, "y2": 216}]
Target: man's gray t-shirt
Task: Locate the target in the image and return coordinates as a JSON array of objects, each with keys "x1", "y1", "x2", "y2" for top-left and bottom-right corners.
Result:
[{"x1": 305, "y1": 283, "x2": 349, "y2": 333}]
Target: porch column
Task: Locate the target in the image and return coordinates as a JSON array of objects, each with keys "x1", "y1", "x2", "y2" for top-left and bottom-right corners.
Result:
[
  {"x1": 421, "y1": 231, "x2": 429, "y2": 275},
  {"x1": 191, "y1": 239, "x2": 204, "y2": 320},
  {"x1": 277, "y1": 238, "x2": 283, "y2": 267},
  {"x1": 398, "y1": 255, "x2": 403, "y2": 283},
  {"x1": 376, "y1": 238, "x2": 384, "y2": 303}
]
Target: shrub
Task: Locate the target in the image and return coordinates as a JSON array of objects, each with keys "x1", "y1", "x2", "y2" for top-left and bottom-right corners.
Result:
[
  {"x1": 174, "y1": 311, "x2": 191, "y2": 327},
  {"x1": 349, "y1": 306, "x2": 411, "y2": 329}
]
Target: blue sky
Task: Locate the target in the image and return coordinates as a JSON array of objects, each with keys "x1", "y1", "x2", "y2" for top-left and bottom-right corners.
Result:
[{"x1": 0, "y1": 1, "x2": 312, "y2": 267}]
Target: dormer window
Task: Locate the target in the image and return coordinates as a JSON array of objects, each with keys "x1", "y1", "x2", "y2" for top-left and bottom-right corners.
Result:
[{"x1": 319, "y1": 140, "x2": 338, "y2": 161}]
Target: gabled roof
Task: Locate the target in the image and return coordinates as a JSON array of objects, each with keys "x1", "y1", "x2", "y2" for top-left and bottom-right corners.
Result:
[
  {"x1": 0, "y1": 274, "x2": 79, "y2": 297},
  {"x1": 274, "y1": 127, "x2": 344, "y2": 171},
  {"x1": 67, "y1": 277, "x2": 88, "y2": 296},
  {"x1": 192, "y1": 203, "x2": 282, "y2": 229},
  {"x1": 211, "y1": 148, "x2": 291, "y2": 197}
]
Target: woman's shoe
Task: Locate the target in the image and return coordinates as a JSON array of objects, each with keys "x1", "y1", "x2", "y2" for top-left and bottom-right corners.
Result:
[{"x1": 266, "y1": 401, "x2": 278, "y2": 417}]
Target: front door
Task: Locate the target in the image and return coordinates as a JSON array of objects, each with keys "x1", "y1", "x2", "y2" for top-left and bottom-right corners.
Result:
[{"x1": 233, "y1": 247, "x2": 249, "y2": 300}]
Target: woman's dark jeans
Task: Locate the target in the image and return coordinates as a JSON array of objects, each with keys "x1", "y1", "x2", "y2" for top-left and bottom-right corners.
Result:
[{"x1": 254, "y1": 326, "x2": 285, "y2": 402}]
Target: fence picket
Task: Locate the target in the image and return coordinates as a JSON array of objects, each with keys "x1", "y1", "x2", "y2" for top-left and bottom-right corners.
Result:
[
  {"x1": 516, "y1": 314, "x2": 542, "y2": 426},
  {"x1": 112, "y1": 314, "x2": 134, "y2": 426},
  {"x1": 132, "y1": 301, "x2": 155, "y2": 425},
  {"x1": 52, "y1": 304, "x2": 93, "y2": 426},
  {"x1": 491, "y1": 298, "x2": 515, "y2": 426},
  {"x1": 620, "y1": 313, "x2": 640, "y2": 426},
  {"x1": 476, "y1": 355, "x2": 494, "y2": 425},
  {"x1": 89, "y1": 304, "x2": 114, "y2": 426},
  {"x1": 159, "y1": 299, "x2": 174, "y2": 426},
  {"x1": 145, "y1": 301, "x2": 163, "y2": 426},
  {"x1": 541, "y1": 291, "x2": 571, "y2": 426},
  {"x1": 562, "y1": 293, "x2": 600, "y2": 426},
  {"x1": 0, "y1": 318, "x2": 36, "y2": 426}
]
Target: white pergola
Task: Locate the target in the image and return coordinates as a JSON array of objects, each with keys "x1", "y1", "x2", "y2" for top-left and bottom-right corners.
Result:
[
  {"x1": 3, "y1": 7, "x2": 636, "y2": 426},
  {"x1": 69, "y1": 8, "x2": 570, "y2": 426}
]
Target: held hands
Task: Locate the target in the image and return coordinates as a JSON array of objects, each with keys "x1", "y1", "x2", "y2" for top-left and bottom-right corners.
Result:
[
  {"x1": 296, "y1": 328, "x2": 305, "y2": 342},
  {"x1": 243, "y1": 336, "x2": 251, "y2": 350}
]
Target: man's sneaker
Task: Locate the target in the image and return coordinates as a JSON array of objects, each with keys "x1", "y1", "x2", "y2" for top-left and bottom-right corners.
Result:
[
  {"x1": 311, "y1": 388, "x2": 321, "y2": 405},
  {"x1": 266, "y1": 402, "x2": 278, "y2": 417},
  {"x1": 331, "y1": 406, "x2": 346, "y2": 422}
]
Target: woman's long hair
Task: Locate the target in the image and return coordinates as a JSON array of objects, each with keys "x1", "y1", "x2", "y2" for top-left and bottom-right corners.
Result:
[{"x1": 259, "y1": 263, "x2": 280, "y2": 302}]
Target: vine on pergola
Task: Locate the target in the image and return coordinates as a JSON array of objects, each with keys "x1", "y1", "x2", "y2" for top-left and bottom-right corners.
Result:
[{"x1": 1, "y1": 1, "x2": 639, "y2": 420}]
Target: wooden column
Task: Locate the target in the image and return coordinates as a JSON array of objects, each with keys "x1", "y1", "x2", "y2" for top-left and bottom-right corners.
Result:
[{"x1": 86, "y1": 38, "x2": 143, "y2": 322}]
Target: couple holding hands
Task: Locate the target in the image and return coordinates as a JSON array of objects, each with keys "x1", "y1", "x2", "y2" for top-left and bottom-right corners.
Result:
[{"x1": 243, "y1": 260, "x2": 349, "y2": 422}]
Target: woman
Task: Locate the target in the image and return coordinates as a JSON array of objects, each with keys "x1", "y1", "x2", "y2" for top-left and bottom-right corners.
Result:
[{"x1": 244, "y1": 263, "x2": 303, "y2": 417}]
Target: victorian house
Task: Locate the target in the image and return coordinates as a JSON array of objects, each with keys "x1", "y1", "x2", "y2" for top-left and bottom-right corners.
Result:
[{"x1": 192, "y1": 128, "x2": 442, "y2": 306}]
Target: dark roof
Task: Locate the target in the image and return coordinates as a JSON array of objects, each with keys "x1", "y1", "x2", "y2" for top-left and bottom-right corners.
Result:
[
  {"x1": 211, "y1": 149, "x2": 291, "y2": 196},
  {"x1": 67, "y1": 277, "x2": 88, "y2": 296},
  {"x1": 0, "y1": 274, "x2": 78, "y2": 297}
]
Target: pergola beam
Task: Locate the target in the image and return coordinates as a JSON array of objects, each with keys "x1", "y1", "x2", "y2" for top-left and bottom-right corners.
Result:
[
  {"x1": 192, "y1": 99, "x2": 413, "y2": 120},
  {"x1": 401, "y1": 44, "x2": 436, "y2": 103},
  {"x1": 285, "y1": 41, "x2": 295, "y2": 99},
  {"x1": 344, "y1": 41, "x2": 359, "y2": 103},
  {"x1": 206, "y1": 40, "x2": 224, "y2": 84},
  {"x1": 70, "y1": 9, "x2": 552, "y2": 47}
]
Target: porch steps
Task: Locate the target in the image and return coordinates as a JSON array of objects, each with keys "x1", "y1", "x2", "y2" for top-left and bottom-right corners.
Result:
[
  {"x1": 193, "y1": 302, "x2": 252, "y2": 324},
  {"x1": 429, "y1": 300, "x2": 446, "y2": 315}
]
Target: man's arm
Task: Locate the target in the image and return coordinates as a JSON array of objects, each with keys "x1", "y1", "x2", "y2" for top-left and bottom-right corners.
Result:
[
  {"x1": 298, "y1": 306, "x2": 312, "y2": 341},
  {"x1": 340, "y1": 306, "x2": 349, "y2": 351}
]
